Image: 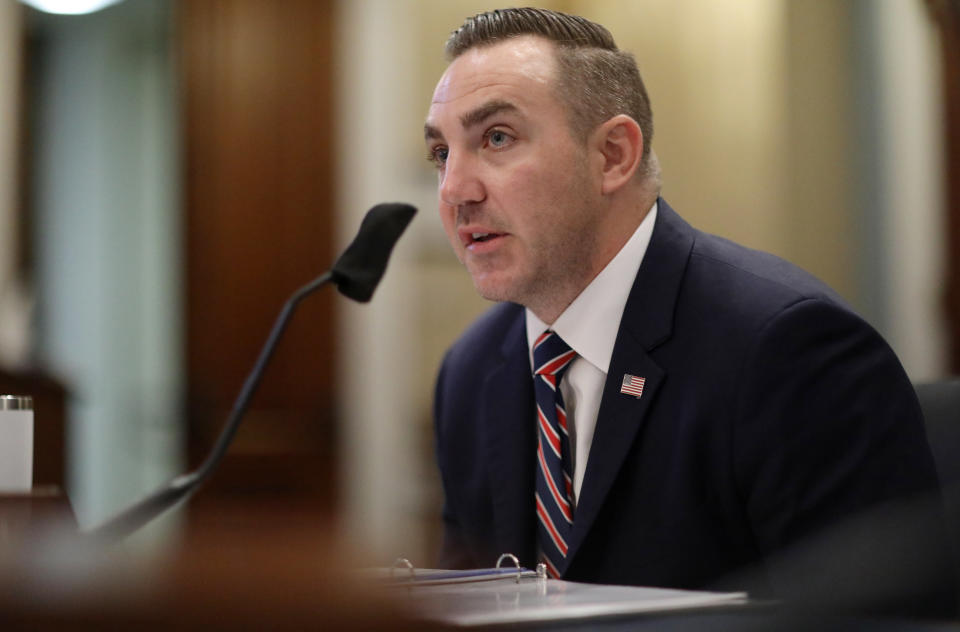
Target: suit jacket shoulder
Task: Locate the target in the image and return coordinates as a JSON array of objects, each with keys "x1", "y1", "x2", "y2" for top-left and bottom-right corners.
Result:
[{"x1": 651, "y1": 201, "x2": 855, "y2": 342}]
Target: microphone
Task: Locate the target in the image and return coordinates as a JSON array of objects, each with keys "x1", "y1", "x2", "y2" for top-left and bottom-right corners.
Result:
[
  {"x1": 332, "y1": 202, "x2": 418, "y2": 302},
  {"x1": 83, "y1": 203, "x2": 417, "y2": 544}
]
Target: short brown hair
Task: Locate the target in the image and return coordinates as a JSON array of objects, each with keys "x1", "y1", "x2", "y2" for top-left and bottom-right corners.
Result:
[{"x1": 445, "y1": 7, "x2": 654, "y2": 170}]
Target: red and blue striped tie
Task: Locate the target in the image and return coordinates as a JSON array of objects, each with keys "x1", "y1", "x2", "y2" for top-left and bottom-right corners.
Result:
[{"x1": 533, "y1": 330, "x2": 577, "y2": 578}]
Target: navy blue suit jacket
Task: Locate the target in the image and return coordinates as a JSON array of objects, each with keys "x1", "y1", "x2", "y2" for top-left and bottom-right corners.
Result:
[{"x1": 433, "y1": 199, "x2": 940, "y2": 592}]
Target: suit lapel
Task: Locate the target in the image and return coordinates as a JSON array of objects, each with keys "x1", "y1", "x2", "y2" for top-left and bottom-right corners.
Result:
[
  {"x1": 564, "y1": 199, "x2": 696, "y2": 572},
  {"x1": 481, "y1": 309, "x2": 537, "y2": 566}
]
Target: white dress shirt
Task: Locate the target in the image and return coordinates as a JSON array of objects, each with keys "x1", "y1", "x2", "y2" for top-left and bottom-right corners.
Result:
[{"x1": 526, "y1": 201, "x2": 658, "y2": 507}]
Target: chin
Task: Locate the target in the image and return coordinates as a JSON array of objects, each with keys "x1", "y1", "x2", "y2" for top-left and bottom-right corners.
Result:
[
  {"x1": 470, "y1": 277, "x2": 516, "y2": 304},
  {"x1": 473, "y1": 284, "x2": 508, "y2": 303},
  {"x1": 467, "y1": 265, "x2": 533, "y2": 305}
]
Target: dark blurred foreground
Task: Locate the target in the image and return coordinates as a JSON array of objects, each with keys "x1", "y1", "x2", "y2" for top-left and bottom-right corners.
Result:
[{"x1": 0, "y1": 487, "x2": 957, "y2": 631}]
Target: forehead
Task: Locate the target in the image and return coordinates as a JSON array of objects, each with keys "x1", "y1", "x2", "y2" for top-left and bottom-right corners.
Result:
[{"x1": 427, "y1": 36, "x2": 559, "y2": 126}]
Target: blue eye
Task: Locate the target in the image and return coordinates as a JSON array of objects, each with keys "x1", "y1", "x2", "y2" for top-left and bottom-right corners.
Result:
[{"x1": 489, "y1": 131, "x2": 509, "y2": 147}]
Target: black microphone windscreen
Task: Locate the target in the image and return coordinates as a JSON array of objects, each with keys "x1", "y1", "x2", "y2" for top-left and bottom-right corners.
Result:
[{"x1": 331, "y1": 203, "x2": 417, "y2": 302}]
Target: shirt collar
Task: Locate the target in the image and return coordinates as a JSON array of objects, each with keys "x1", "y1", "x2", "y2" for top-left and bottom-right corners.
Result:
[{"x1": 526, "y1": 201, "x2": 658, "y2": 373}]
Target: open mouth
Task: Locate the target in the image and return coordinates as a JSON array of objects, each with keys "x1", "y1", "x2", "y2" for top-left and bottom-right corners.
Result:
[
  {"x1": 460, "y1": 227, "x2": 506, "y2": 248},
  {"x1": 467, "y1": 232, "x2": 506, "y2": 249}
]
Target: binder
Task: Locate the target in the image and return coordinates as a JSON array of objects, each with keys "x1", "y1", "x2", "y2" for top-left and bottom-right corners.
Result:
[
  {"x1": 372, "y1": 554, "x2": 748, "y2": 627},
  {"x1": 361, "y1": 553, "x2": 538, "y2": 587}
]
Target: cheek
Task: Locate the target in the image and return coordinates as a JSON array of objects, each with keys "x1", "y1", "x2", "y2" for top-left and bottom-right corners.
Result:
[
  {"x1": 496, "y1": 158, "x2": 549, "y2": 201},
  {"x1": 500, "y1": 160, "x2": 572, "y2": 220}
]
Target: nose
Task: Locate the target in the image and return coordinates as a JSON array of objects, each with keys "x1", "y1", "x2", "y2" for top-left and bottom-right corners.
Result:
[{"x1": 439, "y1": 151, "x2": 485, "y2": 208}]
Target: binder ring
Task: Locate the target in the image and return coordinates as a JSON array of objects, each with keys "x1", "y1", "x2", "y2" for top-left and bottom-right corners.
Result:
[
  {"x1": 495, "y1": 552, "x2": 522, "y2": 583},
  {"x1": 391, "y1": 557, "x2": 415, "y2": 581}
]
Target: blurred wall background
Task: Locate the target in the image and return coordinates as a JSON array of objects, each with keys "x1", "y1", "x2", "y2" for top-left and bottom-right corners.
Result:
[
  {"x1": 10, "y1": 0, "x2": 183, "y2": 542},
  {"x1": 0, "y1": 1, "x2": 27, "y2": 367},
  {"x1": 0, "y1": 0, "x2": 951, "y2": 562}
]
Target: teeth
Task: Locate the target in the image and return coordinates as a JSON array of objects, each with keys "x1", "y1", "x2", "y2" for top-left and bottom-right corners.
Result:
[{"x1": 472, "y1": 232, "x2": 491, "y2": 241}]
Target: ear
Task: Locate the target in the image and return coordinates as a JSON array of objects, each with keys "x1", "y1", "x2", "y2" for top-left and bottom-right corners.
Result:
[{"x1": 592, "y1": 115, "x2": 643, "y2": 195}]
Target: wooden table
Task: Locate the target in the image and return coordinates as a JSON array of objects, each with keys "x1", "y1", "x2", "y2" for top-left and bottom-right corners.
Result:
[{"x1": 0, "y1": 494, "x2": 432, "y2": 630}]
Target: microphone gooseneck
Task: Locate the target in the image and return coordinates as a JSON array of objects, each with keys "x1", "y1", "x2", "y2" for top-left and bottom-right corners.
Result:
[{"x1": 83, "y1": 203, "x2": 417, "y2": 544}]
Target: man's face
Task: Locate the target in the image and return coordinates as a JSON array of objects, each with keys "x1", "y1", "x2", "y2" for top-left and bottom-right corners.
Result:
[{"x1": 424, "y1": 37, "x2": 604, "y2": 318}]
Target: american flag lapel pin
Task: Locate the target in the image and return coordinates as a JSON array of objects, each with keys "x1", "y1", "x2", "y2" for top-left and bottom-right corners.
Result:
[{"x1": 620, "y1": 374, "x2": 645, "y2": 399}]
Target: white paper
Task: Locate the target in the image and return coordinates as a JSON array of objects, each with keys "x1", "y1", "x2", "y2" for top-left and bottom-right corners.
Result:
[{"x1": 404, "y1": 576, "x2": 748, "y2": 626}]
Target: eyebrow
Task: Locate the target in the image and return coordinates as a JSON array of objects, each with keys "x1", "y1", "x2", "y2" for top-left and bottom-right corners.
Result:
[
  {"x1": 461, "y1": 99, "x2": 519, "y2": 129},
  {"x1": 424, "y1": 99, "x2": 520, "y2": 142}
]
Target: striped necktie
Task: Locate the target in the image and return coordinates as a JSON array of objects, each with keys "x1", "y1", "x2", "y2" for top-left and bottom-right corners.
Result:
[{"x1": 532, "y1": 330, "x2": 577, "y2": 578}]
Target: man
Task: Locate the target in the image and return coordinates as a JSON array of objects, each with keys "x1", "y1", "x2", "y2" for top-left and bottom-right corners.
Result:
[{"x1": 426, "y1": 7, "x2": 941, "y2": 595}]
